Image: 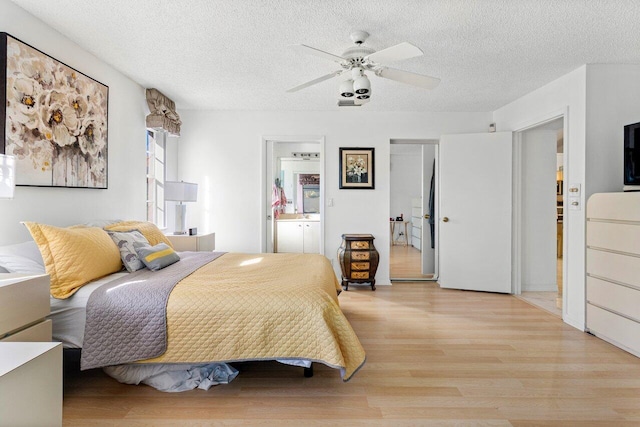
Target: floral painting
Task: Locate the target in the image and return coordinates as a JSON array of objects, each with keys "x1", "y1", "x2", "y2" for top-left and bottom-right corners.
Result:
[
  {"x1": 1, "y1": 33, "x2": 108, "y2": 188},
  {"x1": 339, "y1": 147, "x2": 375, "y2": 189}
]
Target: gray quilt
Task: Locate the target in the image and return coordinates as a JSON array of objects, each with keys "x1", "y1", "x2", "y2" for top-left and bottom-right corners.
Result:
[{"x1": 80, "y1": 251, "x2": 225, "y2": 370}]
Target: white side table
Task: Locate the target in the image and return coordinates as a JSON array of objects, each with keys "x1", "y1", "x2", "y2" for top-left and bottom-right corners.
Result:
[
  {"x1": 165, "y1": 232, "x2": 215, "y2": 252},
  {"x1": 0, "y1": 342, "x2": 62, "y2": 427},
  {"x1": 0, "y1": 274, "x2": 51, "y2": 342}
]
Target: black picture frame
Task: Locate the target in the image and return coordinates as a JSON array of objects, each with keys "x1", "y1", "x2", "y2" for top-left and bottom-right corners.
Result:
[
  {"x1": 339, "y1": 147, "x2": 375, "y2": 189},
  {"x1": 1, "y1": 32, "x2": 109, "y2": 189}
]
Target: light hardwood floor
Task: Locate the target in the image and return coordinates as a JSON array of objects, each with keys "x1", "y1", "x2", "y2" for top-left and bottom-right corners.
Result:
[
  {"x1": 62, "y1": 283, "x2": 640, "y2": 426},
  {"x1": 389, "y1": 244, "x2": 433, "y2": 279}
]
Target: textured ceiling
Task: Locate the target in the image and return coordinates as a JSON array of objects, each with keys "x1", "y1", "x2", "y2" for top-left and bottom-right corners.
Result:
[{"x1": 9, "y1": 0, "x2": 640, "y2": 112}]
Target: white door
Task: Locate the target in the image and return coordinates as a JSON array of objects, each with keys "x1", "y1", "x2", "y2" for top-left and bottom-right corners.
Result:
[{"x1": 438, "y1": 132, "x2": 513, "y2": 293}]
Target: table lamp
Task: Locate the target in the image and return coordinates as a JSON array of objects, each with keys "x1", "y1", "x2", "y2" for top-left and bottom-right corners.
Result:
[{"x1": 165, "y1": 181, "x2": 197, "y2": 235}]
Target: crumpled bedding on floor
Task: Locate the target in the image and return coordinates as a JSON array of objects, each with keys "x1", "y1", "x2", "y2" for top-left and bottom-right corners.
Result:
[{"x1": 103, "y1": 363, "x2": 239, "y2": 392}]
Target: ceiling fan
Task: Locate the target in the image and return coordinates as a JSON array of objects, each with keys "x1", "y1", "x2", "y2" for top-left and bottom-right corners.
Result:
[{"x1": 286, "y1": 30, "x2": 440, "y2": 106}]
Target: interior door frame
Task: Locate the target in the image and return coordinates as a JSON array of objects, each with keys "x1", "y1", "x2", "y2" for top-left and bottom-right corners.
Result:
[
  {"x1": 260, "y1": 135, "x2": 326, "y2": 255},
  {"x1": 388, "y1": 138, "x2": 439, "y2": 282},
  {"x1": 512, "y1": 108, "x2": 568, "y2": 315}
]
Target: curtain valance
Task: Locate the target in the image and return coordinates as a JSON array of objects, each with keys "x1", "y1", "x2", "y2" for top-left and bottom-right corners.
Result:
[{"x1": 145, "y1": 88, "x2": 181, "y2": 136}]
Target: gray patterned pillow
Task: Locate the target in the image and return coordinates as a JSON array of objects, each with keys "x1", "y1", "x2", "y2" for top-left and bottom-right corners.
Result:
[
  {"x1": 107, "y1": 230, "x2": 149, "y2": 272},
  {"x1": 134, "y1": 242, "x2": 180, "y2": 271}
]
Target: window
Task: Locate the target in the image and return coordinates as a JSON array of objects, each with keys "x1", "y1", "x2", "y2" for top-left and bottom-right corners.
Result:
[{"x1": 146, "y1": 130, "x2": 166, "y2": 227}]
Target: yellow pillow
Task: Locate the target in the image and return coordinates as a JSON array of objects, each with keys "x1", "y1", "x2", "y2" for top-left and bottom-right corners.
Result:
[
  {"x1": 23, "y1": 222, "x2": 123, "y2": 299},
  {"x1": 104, "y1": 221, "x2": 173, "y2": 248}
]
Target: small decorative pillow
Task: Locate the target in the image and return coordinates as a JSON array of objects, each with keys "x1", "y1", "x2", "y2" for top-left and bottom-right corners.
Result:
[
  {"x1": 134, "y1": 242, "x2": 180, "y2": 271},
  {"x1": 107, "y1": 230, "x2": 149, "y2": 272},
  {"x1": 105, "y1": 221, "x2": 173, "y2": 248}
]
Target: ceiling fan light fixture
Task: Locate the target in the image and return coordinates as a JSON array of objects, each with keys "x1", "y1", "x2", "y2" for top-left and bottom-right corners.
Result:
[
  {"x1": 340, "y1": 79, "x2": 355, "y2": 98},
  {"x1": 354, "y1": 74, "x2": 371, "y2": 95}
]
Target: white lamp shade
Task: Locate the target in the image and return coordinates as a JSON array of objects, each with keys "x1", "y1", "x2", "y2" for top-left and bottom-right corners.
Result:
[
  {"x1": 0, "y1": 154, "x2": 16, "y2": 199},
  {"x1": 165, "y1": 181, "x2": 198, "y2": 202}
]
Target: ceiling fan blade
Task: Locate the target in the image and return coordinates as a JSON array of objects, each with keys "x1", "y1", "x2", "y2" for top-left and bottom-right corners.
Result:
[
  {"x1": 365, "y1": 42, "x2": 423, "y2": 64},
  {"x1": 290, "y1": 44, "x2": 347, "y2": 64},
  {"x1": 377, "y1": 67, "x2": 441, "y2": 89},
  {"x1": 286, "y1": 70, "x2": 343, "y2": 93}
]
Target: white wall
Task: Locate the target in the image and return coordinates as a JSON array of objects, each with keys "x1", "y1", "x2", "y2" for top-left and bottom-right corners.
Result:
[
  {"x1": 494, "y1": 66, "x2": 585, "y2": 329},
  {"x1": 176, "y1": 110, "x2": 491, "y2": 283},
  {"x1": 585, "y1": 65, "x2": 640, "y2": 195},
  {"x1": 521, "y1": 129, "x2": 557, "y2": 291},
  {"x1": 494, "y1": 64, "x2": 640, "y2": 330},
  {"x1": 0, "y1": 1, "x2": 147, "y2": 244}
]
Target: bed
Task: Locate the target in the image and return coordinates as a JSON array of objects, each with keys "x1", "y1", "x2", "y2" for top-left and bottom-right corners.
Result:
[{"x1": 0, "y1": 221, "x2": 366, "y2": 390}]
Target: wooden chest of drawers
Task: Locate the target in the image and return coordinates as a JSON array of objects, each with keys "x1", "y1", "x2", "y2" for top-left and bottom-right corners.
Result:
[{"x1": 337, "y1": 234, "x2": 379, "y2": 290}]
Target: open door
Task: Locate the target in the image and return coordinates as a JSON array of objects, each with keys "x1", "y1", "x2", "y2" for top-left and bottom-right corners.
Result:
[{"x1": 438, "y1": 132, "x2": 513, "y2": 293}]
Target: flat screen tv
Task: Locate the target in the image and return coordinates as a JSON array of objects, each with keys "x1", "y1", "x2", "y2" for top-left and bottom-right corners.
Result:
[{"x1": 624, "y1": 121, "x2": 640, "y2": 186}]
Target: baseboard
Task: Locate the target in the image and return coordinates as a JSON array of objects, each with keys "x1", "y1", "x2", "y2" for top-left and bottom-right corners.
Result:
[{"x1": 521, "y1": 284, "x2": 558, "y2": 292}]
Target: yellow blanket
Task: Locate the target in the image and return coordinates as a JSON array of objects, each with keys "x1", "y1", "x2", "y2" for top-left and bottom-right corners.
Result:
[{"x1": 142, "y1": 253, "x2": 366, "y2": 381}]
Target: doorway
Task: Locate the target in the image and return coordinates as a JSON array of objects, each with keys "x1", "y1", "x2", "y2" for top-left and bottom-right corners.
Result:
[
  {"x1": 389, "y1": 139, "x2": 438, "y2": 281},
  {"x1": 513, "y1": 117, "x2": 565, "y2": 317},
  {"x1": 262, "y1": 137, "x2": 325, "y2": 255}
]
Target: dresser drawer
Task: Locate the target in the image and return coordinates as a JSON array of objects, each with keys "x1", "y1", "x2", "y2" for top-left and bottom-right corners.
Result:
[
  {"x1": 587, "y1": 277, "x2": 640, "y2": 322},
  {"x1": 587, "y1": 249, "x2": 640, "y2": 287},
  {"x1": 587, "y1": 221, "x2": 640, "y2": 255},
  {"x1": 350, "y1": 241, "x2": 369, "y2": 250},
  {"x1": 351, "y1": 262, "x2": 370, "y2": 271},
  {"x1": 0, "y1": 275, "x2": 50, "y2": 337},
  {"x1": 351, "y1": 251, "x2": 370, "y2": 260},
  {"x1": 587, "y1": 304, "x2": 640, "y2": 356},
  {"x1": 351, "y1": 271, "x2": 369, "y2": 279},
  {"x1": 0, "y1": 320, "x2": 51, "y2": 342}
]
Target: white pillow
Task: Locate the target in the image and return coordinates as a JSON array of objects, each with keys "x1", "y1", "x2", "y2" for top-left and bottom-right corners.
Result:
[
  {"x1": 80, "y1": 219, "x2": 123, "y2": 228},
  {"x1": 0, "y1": 254, "x2": 46, "y2": 274},
  {"x1": 0, "y1": 241, "x2": 46, "y2": 274}
]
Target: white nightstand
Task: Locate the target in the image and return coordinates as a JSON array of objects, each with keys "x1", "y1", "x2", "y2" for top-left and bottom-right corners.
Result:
[
  {"x1": 0, "y1": 274, "x2": 51, "y2": 342},
  {"x1": 166, "y1": 232, "x2": 215, "y2": 252},
  {"x1": 0, "y1": 274, "x2": 61, "y2": 426},
  {"x1": 0, "y1": 342, "x2": 62, "y2": 427}
]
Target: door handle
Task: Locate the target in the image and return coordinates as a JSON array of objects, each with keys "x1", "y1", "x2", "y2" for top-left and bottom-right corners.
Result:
[
  {"x1": 424, "y1": 214, "x2": 430, "y2": 219},
  {"x1": 442, "y1": 217, "x2": 449, "y2": 222}
]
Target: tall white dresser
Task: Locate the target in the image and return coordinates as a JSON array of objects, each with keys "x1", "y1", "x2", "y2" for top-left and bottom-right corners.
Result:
[
  {"x1": 586, "y1": 192, "x2": 640, "y2": 357},
  {"x1": 0, "y1": 274, "x2": 62, "y2": 426}
]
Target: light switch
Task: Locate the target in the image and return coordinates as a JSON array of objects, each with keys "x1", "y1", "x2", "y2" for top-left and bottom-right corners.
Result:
[
  {"x1": 568, "y1": 183, "x2": 581, "y2": 210},
  {"x1": 327, "y1": 198, "x2": 334, "y2": 207}
]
